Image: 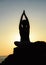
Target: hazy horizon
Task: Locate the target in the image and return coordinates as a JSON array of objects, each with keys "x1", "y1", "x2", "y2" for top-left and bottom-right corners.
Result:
[{"x1": 0, "y1": 0, "x2": 46, "y2": 56}]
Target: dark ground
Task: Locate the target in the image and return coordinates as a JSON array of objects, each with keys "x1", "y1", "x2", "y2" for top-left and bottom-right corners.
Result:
[{"x1": 0, "y1": 41, "x2": 46, "y2": 65}]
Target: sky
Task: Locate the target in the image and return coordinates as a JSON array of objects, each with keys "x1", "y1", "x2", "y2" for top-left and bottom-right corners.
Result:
[{"x1": 0, "y1": 0, "x2": 46, "y2": 56}]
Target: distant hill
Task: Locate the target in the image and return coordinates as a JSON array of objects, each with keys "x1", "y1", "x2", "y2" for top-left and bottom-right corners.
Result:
[{"x1": 0, "y1": 56, "x2": 7, "y2": 63}]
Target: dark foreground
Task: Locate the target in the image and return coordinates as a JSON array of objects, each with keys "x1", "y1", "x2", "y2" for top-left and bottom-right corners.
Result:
[{"x1": 0, "y1": 41, "x2": 46, "y2": 65}]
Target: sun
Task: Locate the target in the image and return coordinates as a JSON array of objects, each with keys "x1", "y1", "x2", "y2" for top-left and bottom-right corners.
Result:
[{"x1": 12, "y1": 34, "x2": 20, "y2": 42}]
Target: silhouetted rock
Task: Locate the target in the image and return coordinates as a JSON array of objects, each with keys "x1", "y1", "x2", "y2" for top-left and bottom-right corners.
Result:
[{"x1": 1, "y1": 41, "x2": 46, "y2": 65}]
